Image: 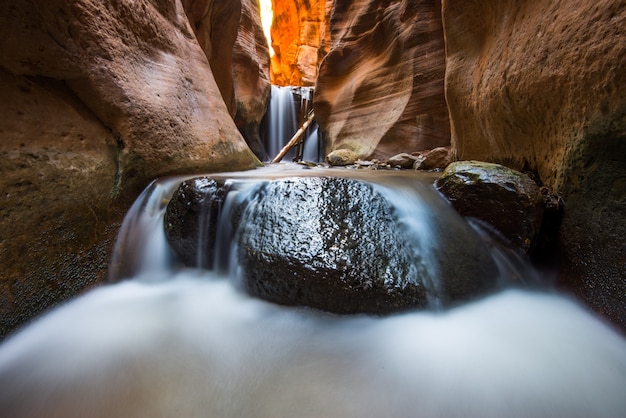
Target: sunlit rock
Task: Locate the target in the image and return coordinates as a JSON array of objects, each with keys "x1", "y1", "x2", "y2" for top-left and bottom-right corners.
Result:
[
  {"x1": 270, "y1": 0, "x2": 326, "y2": 86},
  {"x1": 442, "y1": 0, "x2": 626, "y2": 329},
  {"x1": 315, "y1": 0, "x2": 450, "y2": 163}
]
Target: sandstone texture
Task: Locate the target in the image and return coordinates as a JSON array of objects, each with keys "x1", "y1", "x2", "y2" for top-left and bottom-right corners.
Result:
[
  {"x1": 184, "y1": 0, "x2": 271, "y2": 160},
  {"x1": 232, "y1": 0, "x2": 272, "y2": 159},
  {"x1": 442, "y1": 0, "x2": 626, "y2": 328},
  {"x1": 270, "y1": 0, "x2": 326, "y2": 86},
  {"x1": 0, "y1": 0, "x2": 260, "y2": 338},
  {"x1": 315, "y1": 0, "x2": 450, "y2": 163},
  {"x1": 183, "y1": 0, "x2": 241, "y2": 117}
]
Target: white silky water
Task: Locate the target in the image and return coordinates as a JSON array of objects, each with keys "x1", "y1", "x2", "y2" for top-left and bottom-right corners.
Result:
[
  {"x1": 1, "y1": 165, "x2": 625, "y2": 418},
  {"x1": 263, "y1": 86, "x2": 320, "y2": 162}
]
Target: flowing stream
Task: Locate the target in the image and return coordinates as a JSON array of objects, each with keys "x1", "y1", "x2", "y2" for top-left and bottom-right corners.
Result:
[
  {"x1": 262, "y1": 86, "x2": 320, "y2": 162},
  {"x1": 1, "y1": 164, "x2": 625, "y2": 417}
]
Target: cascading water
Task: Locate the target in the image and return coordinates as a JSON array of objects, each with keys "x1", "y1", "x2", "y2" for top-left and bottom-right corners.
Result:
[
  {"x1": 262, "y1": 85, "x2": 321, "y2": 162},
  {"x1": 1, "y1": 165, "x2": 626, "y2": 418}
]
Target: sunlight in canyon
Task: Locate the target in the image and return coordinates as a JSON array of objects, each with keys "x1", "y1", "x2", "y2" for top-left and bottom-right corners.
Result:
[{"x1": 258, "y1": 0, "x2": 274, "y2": 56}]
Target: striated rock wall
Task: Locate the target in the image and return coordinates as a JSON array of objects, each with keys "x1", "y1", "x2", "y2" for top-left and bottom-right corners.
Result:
[
  {"x1": 184, "y1": 0, "x2": 271, "y2": 160},
  {"x1": 442, "y1": 0, "x2": 626, "y2": 329},
  {"x1": 271, "y1": 0, "x2": 326, "y2": 86},
  {"x1": 315, "y1": 0, "x2": 450, "y2": 164},
  {"x1": 233, "y1": 0, "x2": 272, "y2": 159},
  {"x1": 183, "y1": 0, "x2": 241, "y2": 117},
  {"x1": 0, "y1": 0, "x2": 260, "y2": 338}
]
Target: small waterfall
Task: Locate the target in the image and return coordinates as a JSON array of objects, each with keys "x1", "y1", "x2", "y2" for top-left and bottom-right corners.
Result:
[
  {"x1": 1, "y1": 166, "x2": 626, "y2": 418},
  {"x1": 262, "y1": 85, "x2": 321, "y2": 162}
]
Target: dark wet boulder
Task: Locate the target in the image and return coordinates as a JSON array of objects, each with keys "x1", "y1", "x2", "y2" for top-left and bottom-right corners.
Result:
[
  {"x1": 235, "y1": 176, "x2": 499, "y2": 314},
  {"x1": 164, "y1": 177, "x2": 229, "y2": 269},
  {"x1": 435, "y1": 161, "x2": 544, "y2": 253}
]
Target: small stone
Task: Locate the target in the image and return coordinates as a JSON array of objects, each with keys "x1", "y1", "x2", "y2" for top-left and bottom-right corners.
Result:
[{"x1": 388, "y1": 153, "x2": 420, "y2": 169}]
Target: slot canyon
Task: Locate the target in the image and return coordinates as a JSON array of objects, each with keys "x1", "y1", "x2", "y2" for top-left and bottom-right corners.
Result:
[{"x1": 0, "y1": 1, "x2": 625, "y2": 413}]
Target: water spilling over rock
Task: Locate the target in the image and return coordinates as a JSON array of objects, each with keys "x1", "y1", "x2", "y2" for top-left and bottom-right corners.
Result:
[
  {"x1": 164, "y1": 172, "x2": 500, "y2": 314},
  {"x1": 2, "y1": 165, "x2": 626, "y2": 418}
]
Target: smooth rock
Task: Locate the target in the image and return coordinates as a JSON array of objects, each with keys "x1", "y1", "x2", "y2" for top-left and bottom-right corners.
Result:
[
  {"x1": 315, "y1": 0, "x2": 450, "y2": 161},
  {"x1": 442, "y1": 0, "x2": 626, "y2": 329}
]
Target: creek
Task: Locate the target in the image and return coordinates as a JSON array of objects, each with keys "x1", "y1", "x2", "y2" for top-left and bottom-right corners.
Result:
[{"x1": 0, "y1": 164, "x2": 625, "y2": 417}]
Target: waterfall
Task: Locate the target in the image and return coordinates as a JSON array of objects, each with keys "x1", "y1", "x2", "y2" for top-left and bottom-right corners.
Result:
[
  {"x1": 1, "y1": 166, "x2": 626, "y2": 418},
  {"x1": 262, "y1": 85, "x2": 321, "y2": 162}
]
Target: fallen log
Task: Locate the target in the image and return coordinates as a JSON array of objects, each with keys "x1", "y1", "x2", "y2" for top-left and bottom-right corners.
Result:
[{"x1": 271, "y1": 111, "x2": 315, "y2": 163}]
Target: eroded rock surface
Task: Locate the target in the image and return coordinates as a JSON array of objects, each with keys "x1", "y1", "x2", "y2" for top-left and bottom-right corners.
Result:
[
  {"x1": 316, "y1": 0, "x2": 450, "y2": 163},
  {"x1": 233, "y1": 0, "x2": 272, "y2": 159},
  {"x1": 184, "y1": 0, "x2": 271, "y2": 159},
  {"x1": 0, "y1": 0, "x2": 260, "y2": 338},
  {"x1": 270, "y1": 0, "x2": 326, "y2": 86},
  {"x1": 442, "y1": 0, "x2": 626, "y2": 328}
]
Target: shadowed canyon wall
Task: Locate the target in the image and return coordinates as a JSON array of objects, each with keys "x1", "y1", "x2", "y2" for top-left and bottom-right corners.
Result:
[
  {"x1": 0, "y1": 0, "x2": 260, "y2": 338},
  {"x1": 442, "y1": 0, "x2": 626, "y2": 328},
  {"x1": 314, "y1": 0, "x2": 450, "y2": 164},
  {"x1": 233, "y1": 0, "x2": 272, "y2": 159},
  {"x1": 184, "y1": 0, "x2": 272, "y2": 159}
]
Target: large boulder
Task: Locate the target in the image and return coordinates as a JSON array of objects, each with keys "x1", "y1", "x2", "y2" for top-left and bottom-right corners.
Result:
[
  {"x1": 442, "y1": 0, "x2": 626, "y2": 329},
  {"x1": 435, "y1": 161, "x2": 545, "y2": 253},
  {"x1": 315, "y1": 0, "x2": 450, "y2": 163},
  {"x1": 165, "y1": 175, "x2": 501, "y2": 314},
  {"x1": 236, "y1": 177, "x2": 499, "y2": 314},
  {"x1": 0, "y1": 0, "x2": 260, "y2": 338}
]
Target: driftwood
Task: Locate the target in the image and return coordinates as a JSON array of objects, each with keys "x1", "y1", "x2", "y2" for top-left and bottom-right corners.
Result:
[{"x1": 271, "y1": 111, "x2": 315, "y2": 163}]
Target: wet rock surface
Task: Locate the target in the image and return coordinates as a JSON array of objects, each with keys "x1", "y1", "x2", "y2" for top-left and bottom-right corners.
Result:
[
  {"x1": 165, "y1": 175, "x2": 501, "y2": 315},
  {"x1": 436, "y1": 161, "x2": 544, "y2": 253},
  {"x1": 164, "y1": 177, "x2": 229, "y2": 269},
  {"x1": 236, "y1": 177, "x2": 500, "y2": 314},
  {"x1": 235, "y1": 177, "x2": 430, "y2": 314}
]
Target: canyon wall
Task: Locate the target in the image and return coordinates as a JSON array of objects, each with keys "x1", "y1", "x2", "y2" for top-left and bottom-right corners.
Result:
[
  {"x1": 314, "y1": 0, "x2": 450, "y2": 164},
  {"x1": 0, "y1": 0, "x2": 260, "y2": 338},
  {"x1": 184, "y1": 0, "x2": 272, "y2": 159},
  {"x1": 233, "y1": 0, "x2": 272, "y2": 159},
  {"x1": 270, "y1": 0, "x2": 326, "y2": 86},
  {"x1": 442, "y1": 0, "x2": 626, "y2": 328}
]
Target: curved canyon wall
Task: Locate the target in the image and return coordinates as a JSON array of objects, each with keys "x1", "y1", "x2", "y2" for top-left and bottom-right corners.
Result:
[
  {"x1": 0, "y1": 0, "x2": 261, "y2": 338},
  {"x1": 442, "y1": 0, "x2": 626, "y2": 328},
  {"x1": 184, "y1": 0, "x2": 272, "y2": 159},
  {"x1": 314, "y1": 0, "x2": 450, "y2": 163}
]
